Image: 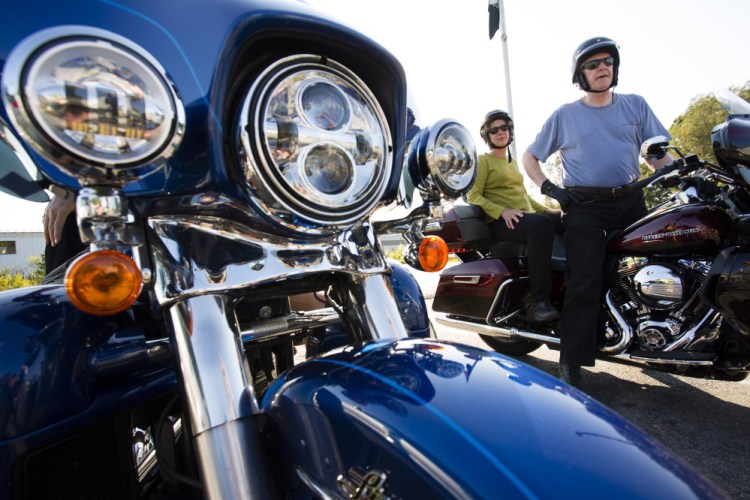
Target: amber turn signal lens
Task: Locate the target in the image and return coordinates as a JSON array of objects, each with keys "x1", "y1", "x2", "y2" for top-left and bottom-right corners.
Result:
[
  {"x1": 65, "y1": 250, "x2": 143, "y2": 316},
  {"x1": 418, "y1": 236, "x2": 449, "y2": 273}
]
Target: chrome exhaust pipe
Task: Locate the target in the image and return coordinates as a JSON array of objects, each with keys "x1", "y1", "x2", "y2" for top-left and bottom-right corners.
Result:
[
  {"x1": 433, "y1": 313, "x2": 559, "y2": 345},
  {"x1": 435, "y1": 314, "x2": 716, "y2": 367}
]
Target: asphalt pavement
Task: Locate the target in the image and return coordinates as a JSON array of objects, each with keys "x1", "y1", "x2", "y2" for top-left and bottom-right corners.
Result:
[{"x1": 411, "y1": 268, "x2": 750, "y2": 499}]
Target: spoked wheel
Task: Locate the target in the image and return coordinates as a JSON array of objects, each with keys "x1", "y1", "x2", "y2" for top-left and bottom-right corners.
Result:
[{"x1": 479, "y1": 334, "x2": 541, "y2": 356}]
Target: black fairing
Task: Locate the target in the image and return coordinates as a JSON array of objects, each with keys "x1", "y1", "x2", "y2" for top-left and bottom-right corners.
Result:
[
  {"x1": 701, "y1": 246, "x2": 750, "y2": 336},
  {"x1": 712, "y1": 118, "x2": 750, "y2": 170}
]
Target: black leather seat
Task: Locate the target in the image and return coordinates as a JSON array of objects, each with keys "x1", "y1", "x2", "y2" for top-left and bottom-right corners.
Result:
[{"x1": 453, "y1": 204, "x2": 566, "y2": 271}]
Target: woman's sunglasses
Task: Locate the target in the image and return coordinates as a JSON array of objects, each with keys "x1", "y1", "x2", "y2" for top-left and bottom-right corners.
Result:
[
  {"x1": 488, "y1": 124, "x2": 512, "y2": 134},
  {"x1": 581, "y1": 56, "x2": 614, "y2": 71}
]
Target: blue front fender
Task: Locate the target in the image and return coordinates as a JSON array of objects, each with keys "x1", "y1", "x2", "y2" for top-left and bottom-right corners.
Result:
[
  {"x1": 262, "y1": 338, "x2": 721, "y2": 499},
  {"x1": 389, "y1": 260, "x2": 431, "y2": 338}
]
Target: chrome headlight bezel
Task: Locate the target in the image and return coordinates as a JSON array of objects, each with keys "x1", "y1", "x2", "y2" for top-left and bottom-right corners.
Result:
[
  {"x1": 2, "y1": 26, "x2": 185, "y2": 186},
  {"x1": 237, "y1": 55, "x2": 392, "y2": 233},
  {"x1": 406, "y1": 119, "x2": 476, "y2": 200}
]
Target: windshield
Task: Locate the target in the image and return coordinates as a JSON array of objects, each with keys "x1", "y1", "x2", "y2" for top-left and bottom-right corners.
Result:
[
  {"x1": 716, "y1": 89, "x2": 750, "y2": 116},
  {"x1": 0, "y1": 121, "x2": 49, "y2": 202}
]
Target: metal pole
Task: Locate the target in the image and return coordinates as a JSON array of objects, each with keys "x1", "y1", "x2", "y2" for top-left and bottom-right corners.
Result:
[{"x1": 497, "y1": 0, "x2": 515, "y2": 158}]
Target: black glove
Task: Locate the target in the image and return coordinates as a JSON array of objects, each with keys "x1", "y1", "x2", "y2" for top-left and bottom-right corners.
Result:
[{"x1": 541, "y1": 180, "x2": 584, "y2": 208}]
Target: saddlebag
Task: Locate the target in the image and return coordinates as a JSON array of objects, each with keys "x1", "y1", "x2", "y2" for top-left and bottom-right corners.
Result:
[{"x1": 432, "y1": 258, "x2": 527, "y2": 320}]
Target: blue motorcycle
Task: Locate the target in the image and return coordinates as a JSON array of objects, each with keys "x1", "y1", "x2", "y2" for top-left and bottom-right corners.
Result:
[{"x1": 0, "y1": 1, "x2": 725, "y2": 498}]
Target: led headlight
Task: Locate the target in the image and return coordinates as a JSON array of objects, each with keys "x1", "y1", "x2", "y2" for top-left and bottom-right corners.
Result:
[
  {"x1": 2, "y1": 26, "x2": 185, "y2": 185},
  {"x1": 237, "y1": 55, "x2": 392, "y2": 231}
]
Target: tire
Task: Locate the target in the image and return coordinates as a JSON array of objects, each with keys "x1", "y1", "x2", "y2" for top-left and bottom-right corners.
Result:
[
  {"x1": 479, "y1": 334, "x2": 541, "y2": 356},
  {"x1": 715, "y1": 370, "x2": 749, "y2": 382}
]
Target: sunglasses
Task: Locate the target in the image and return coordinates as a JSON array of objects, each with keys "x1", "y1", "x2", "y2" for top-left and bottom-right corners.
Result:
[
  {"x1": 581, "y1": 56, "x2": 614, "y2": 71},
  {"x1": 488, "y1": 124, "x2": 512, "y2": 134}
]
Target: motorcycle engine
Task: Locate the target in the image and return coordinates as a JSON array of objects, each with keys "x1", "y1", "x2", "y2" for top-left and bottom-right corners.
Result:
[
  {"x1": 608, "y1": 258, "x2": 712, "y2": 351},
  {"x1": 633, "y1": 264, "x2": 683, "y2": 309}
]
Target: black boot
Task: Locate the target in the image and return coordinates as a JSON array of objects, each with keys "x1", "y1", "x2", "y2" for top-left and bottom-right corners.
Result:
[
  {"x1": 527, "y1": 299, "x2": 560, "y2": 322},
  {"x1": 558, "y1": 364, "x2": 582, "y2": 387}
]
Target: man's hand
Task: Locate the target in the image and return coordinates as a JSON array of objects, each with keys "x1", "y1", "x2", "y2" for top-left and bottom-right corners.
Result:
[
  {"x1": 44, "y1": 190, "x2": 75, "y2": 247},
  {"x1": 541, "y1": 180, "x2": 584, "y2": 209}
]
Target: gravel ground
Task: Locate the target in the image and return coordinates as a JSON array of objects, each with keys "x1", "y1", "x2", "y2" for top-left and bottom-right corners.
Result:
[{"x1": 412, "y1": 269, "x2": 750, "y2": 499}]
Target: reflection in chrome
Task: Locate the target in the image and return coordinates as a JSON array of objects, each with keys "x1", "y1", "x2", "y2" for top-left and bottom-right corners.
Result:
[
  {"x1": 147, "y1": 214, "x2": 410, "y2": 498},
  {"x1": 0, "y1": 118, "x2": 49, "y2": 202},
  {"x1": 77, "y1": 187, "x2": 129, "y2": 249},
  {"x1": 237, "y1": 55, "x2": 391, "y2": 232},
  {"x1": 2, "y1": 26, "x2": 185, "y2": 184},
  {"x1": 410, "y1": 119, "x2": 476, "y2": 200},
  {"x1": 633, "y1": 264, "x2": 683, "y2": 309}
]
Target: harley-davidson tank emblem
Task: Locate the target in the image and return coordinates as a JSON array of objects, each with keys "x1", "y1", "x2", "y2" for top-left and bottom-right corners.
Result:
[{"x1": 641, "y1": 225, "x2": 701, "y2": 241}]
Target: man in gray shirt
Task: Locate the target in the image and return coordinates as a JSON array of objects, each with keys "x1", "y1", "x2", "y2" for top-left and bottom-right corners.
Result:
[{"x1": 522, "y1": 36, "x2": 672, "y2": 386}]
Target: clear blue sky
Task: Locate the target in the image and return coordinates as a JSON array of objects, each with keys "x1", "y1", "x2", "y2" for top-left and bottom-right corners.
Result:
[{"x1": 3, "y1": 0, "x2": 749, "y2": 230}]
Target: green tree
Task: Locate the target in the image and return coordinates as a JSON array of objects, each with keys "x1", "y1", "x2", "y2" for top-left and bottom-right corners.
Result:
[
  {"x1": 27, "y1": 253, "x2": 45, "y2": 284},
  {"x1": 0, "y1": 254, "x2": 45, "y2": 291},
  {"x1": 669, "y1": 82, "x2": 750, "y2": 163},
  {"x1": 639, "y1": 162, "x2": 671, "y2": 209}
]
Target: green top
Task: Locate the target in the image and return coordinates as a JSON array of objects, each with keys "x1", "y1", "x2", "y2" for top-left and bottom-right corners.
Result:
[{"x1": 466, "y1": 153, "x2": 549, "y2": 222}]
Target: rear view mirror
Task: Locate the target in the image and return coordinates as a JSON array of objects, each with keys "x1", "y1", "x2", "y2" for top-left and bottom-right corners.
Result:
[{"x1": 640, "y1": 136, "x2": 670, "y2": 161}]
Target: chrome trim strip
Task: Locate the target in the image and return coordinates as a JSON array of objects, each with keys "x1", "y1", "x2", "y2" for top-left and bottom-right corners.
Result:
[
  {"x1": 433, "y1": 313, "x2": 559, "y2": 345},
  {"x1": 453, "y1": 275, "x2": 479, "y2": 284}
]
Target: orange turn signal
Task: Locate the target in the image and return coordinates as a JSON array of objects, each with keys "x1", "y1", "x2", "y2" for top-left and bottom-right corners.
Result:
[
  {"x1": 418, "y1": 236, "x2": 449, "y2": 273},
  {"x1": 65, "y1": 250, "x2": 143, "y2": 316}
]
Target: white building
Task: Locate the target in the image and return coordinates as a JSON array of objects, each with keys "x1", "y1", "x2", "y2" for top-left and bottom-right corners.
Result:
[{"x1": 0, "y1": 231, "x2": 44, "y2": 274}]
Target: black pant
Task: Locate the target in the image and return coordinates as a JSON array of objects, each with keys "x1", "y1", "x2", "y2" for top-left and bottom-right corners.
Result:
[
  {"x1": 44, "y1": 212, "x2": 87, "y2": 275},
  {"x1": 559, "y1": 190, "x2": 647, "y2": 366},
  {"x1": 488, "y1": 212, "x2": 561, "y2": 303}
]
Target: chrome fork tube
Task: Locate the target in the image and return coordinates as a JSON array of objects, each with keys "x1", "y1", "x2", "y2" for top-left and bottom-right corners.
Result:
[
  {"x1": 168, "y1": 295, "x2": 272, "y2": 499},
  {"x1": 344, "y1": 273, "x2": 410, "y2": 341}
]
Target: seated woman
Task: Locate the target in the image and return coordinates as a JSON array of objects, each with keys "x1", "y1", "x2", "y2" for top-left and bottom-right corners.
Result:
[{"x1": 467, "y1": 110, "x2": 561, "y2": 322}]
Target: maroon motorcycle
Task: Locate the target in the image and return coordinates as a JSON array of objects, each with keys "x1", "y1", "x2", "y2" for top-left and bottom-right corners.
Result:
[{"x1": 409, "y1": 90, "x2": 750, "y2": 380}]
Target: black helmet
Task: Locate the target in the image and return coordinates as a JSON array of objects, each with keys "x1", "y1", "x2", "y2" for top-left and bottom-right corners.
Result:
[
  {"x1": 571, "y1": 36, "x2": 619, "y2": 92},
  {"x1": 480, "y1": 109, "x2": 514, "y2": 148}
]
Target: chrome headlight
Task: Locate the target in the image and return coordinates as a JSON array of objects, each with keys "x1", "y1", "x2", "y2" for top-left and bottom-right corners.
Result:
[
  {"x1": 237, "y1": 55, "x2": 392, "y2": 232},
  {"x1": 2, "y1": 26, "x2": 185, "y2": 186},
  {"x1": 407, "y1": 120, "x2": 476, "y2": 200}
]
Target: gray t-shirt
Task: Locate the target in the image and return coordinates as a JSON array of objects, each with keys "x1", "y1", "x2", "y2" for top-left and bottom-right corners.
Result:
[{"x1": 527, "y1": 93, "x2": 670, "y2": 188}]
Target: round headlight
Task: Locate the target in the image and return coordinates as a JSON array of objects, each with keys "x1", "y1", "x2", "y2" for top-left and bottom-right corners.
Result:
[
  {"x1": 237, "y1": 55, "x2": 392, "y2": 231},
  {"x1": 407, "y1": 120, "x2": 476, "y2": 199},
  {"x1": 2, "y1": 27, "x2": 185, "y2": 185}
]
